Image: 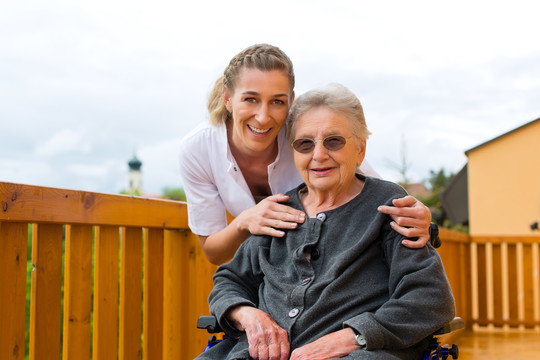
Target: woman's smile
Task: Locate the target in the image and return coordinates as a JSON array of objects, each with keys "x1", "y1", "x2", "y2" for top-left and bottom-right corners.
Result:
[
  {"x1": 310, "y1": 166, "x2": 335, "y2": 176},
  {"x1": 247, "y1": 124, "x2": 271, "y2": 136}
]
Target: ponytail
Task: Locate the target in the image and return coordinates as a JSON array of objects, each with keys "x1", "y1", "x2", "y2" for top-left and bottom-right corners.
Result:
[{"x1": 207, "y1": 76, "x2": 229, "y2": 125}]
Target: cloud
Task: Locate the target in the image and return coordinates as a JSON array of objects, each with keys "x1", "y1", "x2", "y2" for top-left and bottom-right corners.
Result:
[
  {"x1": 67, "y1": 163, "x2": 110, "y2": 178},
  {"x1": 34, "y1": 129, "x2": 92, "y2": 157}
]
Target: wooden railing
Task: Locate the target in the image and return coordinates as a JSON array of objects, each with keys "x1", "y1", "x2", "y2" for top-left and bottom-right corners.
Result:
[
  {"x1": 2, "y1": 181, "x2": 540, "y2": 359},
  {"x1": 437, "y1": 228, "x2": 540, "y2": 331},
  {"x1": 471, "y1": 236, "x2": 540, "y2": 331},
  {"x1": 0, "y1": 181, "x2": 216, "y2": 360}
]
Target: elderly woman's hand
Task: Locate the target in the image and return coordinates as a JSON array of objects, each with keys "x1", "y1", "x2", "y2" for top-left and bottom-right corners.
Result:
[
  {"x1": 289, "y1": 328, "x2": 360, "y2": 360},
  {"x1": 227, "y1": 305, "x2": 290, "y2": 360},
  {"x1": 377, "y1": 195, "x2": 432, "y2": 248},
  {"x1": 233, "y1": 193, "x2": 306, "y2": 238}
]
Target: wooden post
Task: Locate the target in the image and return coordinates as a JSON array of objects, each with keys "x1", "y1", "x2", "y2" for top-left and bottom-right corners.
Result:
[
  {"x1": 143, "y1": 228, "x2": 164, "y2": 360},
  {"x1": 93, "y1": 225, "x2": 120, "y2": 360},
  {"x1": 63, "y1": 225, "x2": 93, "y2": 360},
  {"x1": 163, "y1": 229, "x2": 189, "y2": 359},
  {"x1": 120, "y1": 226, "x2": 143, "y2": 360},
  {"x1": 29, "y1": 224, "x2": 63, "y2": 360},
  {"x1": 0, "y1": 222, "x2": 28, "y2": 360}
]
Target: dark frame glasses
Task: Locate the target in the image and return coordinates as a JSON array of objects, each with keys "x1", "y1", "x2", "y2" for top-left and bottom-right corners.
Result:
[{"x1": 291, "y1": 135, "x2": 353, "y2": 154}]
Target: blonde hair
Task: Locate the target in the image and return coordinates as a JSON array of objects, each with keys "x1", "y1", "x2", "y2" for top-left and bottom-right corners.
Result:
[
  {"x1": 287, "y1": 83, "x2": 371, "y2": 144},
  {"x1": 207, "y1": 44, "x2": 295, "y2": 125}
]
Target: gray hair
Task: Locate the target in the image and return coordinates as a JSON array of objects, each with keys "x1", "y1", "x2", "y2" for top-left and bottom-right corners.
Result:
[{"x1": 287, "y1": 84, "x2": 371, "y2": 145}]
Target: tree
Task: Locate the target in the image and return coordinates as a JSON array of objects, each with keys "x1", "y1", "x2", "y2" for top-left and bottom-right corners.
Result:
[
  {"x1": 161, "y1": 186, "x2": 186, "y2": 201},
  {"x1": 386, "y1": 134, "x2": 412, "y2": 187},
  {"x1": 419, "y1": 169, "x2": 455, "y2": 226}
]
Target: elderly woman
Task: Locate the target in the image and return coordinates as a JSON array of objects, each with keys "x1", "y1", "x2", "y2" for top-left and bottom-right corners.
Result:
[{"x1": 197, "y1": 84, "x2": 455, "y2": 360}]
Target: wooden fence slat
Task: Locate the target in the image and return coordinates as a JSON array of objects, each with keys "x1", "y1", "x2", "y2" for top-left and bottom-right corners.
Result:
[
  {"x1": 471, "y1": 242, "x2": 479, "y2": 330},
  {"x1": 187, "y1": 231, "x2": 199, "y2": 358},
  {"x1": 63, "y1": 224, "x2": 93, "y2": 360},
  {"x1": 459, "y1": 243, "x2": 472, "y2": 327},
  {"x1": 534, "y1": 243, "x2": 540, "y2": 331},
  {"x1": 508, "y1": 244, "x2": 519, "y2": 327},
  {"x1": 486, "y1": 243, "x2": 494, "y2": 329},
  {"x1": 193, "y1": 232, "x2": 217, "y2": 354},
  {"x1": 93, "y1": 226, "x2": 120, "y2": 360},
  {"x1": 163, "y1": 229, "x2": 189, "y2": 360},
  {"x1": 523, "y1": 244, "x2": 534, "y2": 328},
  {"x1": 501, "y1": 242, "x2": 510, "y2": 330},
  {"x1": 120, "y1": 227, "x2": 143, "y2": 360},
  {"x1": 492, "y1": 244, "x2": 503, "y2": 327},
  {"x1": 477, "y1": 244, "x2": 488, "y2": 326},
  {"x1": 29, "y1": 223, "x2": 63, "y2": 360},
  {"x1": 517, "y1": 243, "x2": 525, "y2": 330},
  {"x1": 0, "y1": 222, "x2": 28, "y2": 360},
  {"x1": 143, "y1": 228, "x2": 164, "y2": 360}
]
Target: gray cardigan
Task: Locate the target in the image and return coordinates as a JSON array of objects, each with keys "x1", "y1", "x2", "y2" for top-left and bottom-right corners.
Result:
[{"x1": 197, "y1": 176, "x2": 455, "y2": 360}]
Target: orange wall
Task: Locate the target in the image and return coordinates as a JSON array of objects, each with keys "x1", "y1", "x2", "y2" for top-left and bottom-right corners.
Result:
[{"x1": 467, "y1": 120, "x2": 540, "y2": 236}]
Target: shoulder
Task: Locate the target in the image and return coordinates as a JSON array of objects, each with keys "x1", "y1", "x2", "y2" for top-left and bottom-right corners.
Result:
[
  {"x1": 179, "y1": 123, "x2": 227, "y2": 163},
  {"x1": 179, "y1": 123, "x2": 226, "y2": 181},
  {"x1": 180, "y1": 123, "x2": 225, "y2": 150}
]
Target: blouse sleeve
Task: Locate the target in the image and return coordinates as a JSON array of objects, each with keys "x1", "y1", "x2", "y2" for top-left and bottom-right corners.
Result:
[{"x1": 178, "y1": 136, "x2": 228, "y2": 236}]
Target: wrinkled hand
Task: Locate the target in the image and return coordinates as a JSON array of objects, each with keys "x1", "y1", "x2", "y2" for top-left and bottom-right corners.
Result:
[
  {"x1": 377, "y1": 195, "x2": 431, "y2": 248},
  {"x1": 234, "y1": 194, "x2": 305, "y2": 237},
  {"x1": 290, "y1": 328, "x2": 360, "y2": 360},
  {"x1": 228, "y1": 306, "x2": 290, "y2": 360}
]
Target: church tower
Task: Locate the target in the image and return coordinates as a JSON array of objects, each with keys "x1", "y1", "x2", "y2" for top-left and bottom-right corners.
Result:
[{"x1": 127, "y1": 154, "x2": 143, "y2": 195}]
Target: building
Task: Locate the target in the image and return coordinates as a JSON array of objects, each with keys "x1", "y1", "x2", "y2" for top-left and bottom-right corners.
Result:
[
  {"x1": 441, "y1": 117, "x2": 540, "y2": 236},
  {"x1": 127, "y1": 154, "x2": 143, "y2": 195}
]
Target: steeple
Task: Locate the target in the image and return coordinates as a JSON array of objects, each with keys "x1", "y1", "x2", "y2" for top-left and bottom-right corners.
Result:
[
  {"x1": 127, "y1": 154, "x2": 143, "y2": 195},
  {"x1": 128, "y1": 154, "x2": 142, "y2": 171}
]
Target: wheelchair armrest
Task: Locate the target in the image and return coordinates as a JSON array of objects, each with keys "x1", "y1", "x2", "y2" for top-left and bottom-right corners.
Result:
[
  {"x1": 432, "y1": 317, "x2": 464, "y2": 336},
  {"x1": 197, "y1": 315, "x2": 223, "y2": 334}
]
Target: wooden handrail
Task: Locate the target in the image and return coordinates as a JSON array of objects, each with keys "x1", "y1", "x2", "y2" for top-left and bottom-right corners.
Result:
[{"x1": 0, "y1": 181, "x2": 188, "y2": 228}]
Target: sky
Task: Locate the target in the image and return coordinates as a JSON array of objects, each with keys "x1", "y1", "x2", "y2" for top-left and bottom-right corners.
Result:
[{"x1": 2, "y1": 0, "x2": 539, "y2": 195}]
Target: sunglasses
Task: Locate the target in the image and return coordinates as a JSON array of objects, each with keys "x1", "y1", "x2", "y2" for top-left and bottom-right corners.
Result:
[{"x1": 291, "y1": 135, "x2": 353, "y2": 154}]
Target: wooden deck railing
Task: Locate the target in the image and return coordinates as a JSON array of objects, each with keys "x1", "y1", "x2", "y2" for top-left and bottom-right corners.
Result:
[
  {"x1": 0, "y1": 181, "x2": 216, "y2": 360},
  {"x1": 1, "y1": 181, "x2": 539, "y2": 359},
  {"x1": 437, "y1": 228, "x2": 540, "y2": 331},
  {"x1": 471, "y1": 236, "x2": 540, "y2": 331}
]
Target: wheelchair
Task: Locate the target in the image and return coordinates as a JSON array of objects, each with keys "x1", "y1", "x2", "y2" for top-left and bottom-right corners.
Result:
[{"x1": 197, "y1": 315, "x2": 463, "y2": 360}]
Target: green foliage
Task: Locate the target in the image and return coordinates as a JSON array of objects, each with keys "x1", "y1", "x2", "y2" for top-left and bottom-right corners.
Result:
[
  {"x1": 418, "y1": 169, "x2": 455, "y2": 226},
  {"x1": 119, "y1": 188, "x2": 142, "y2": 196},
  {"x1": 161, "y1": 187, "x2": 186, "y2": 201}
]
